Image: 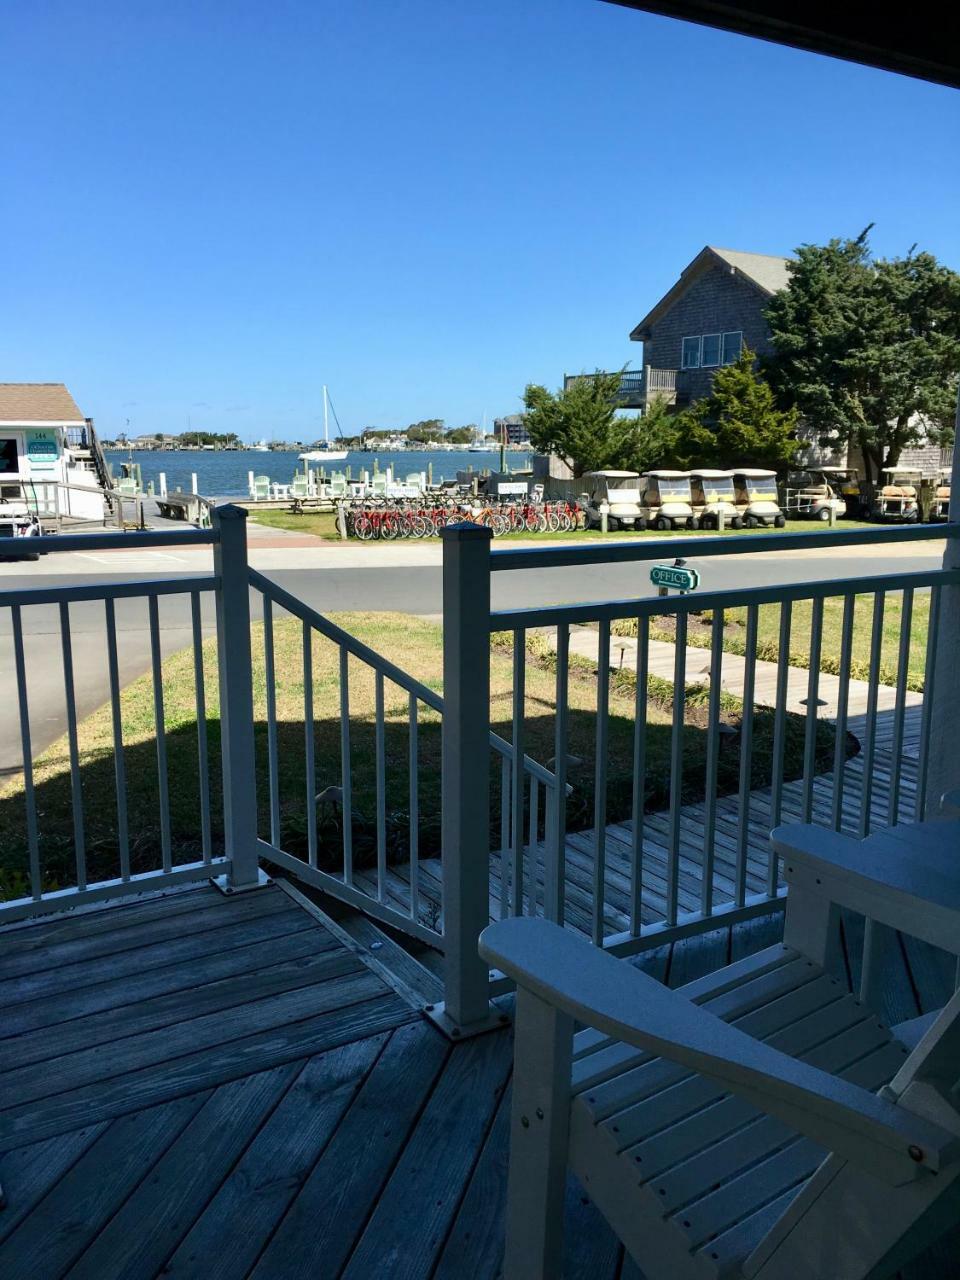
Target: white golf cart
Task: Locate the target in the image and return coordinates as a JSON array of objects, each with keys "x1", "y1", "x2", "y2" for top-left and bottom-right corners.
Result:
[
  {"x1": 782, "y1": 468, "x2": 847, "y2": 522},
  {"x1": 930, "y1": 466, "x2": 951, "y2": 522},
  {"x1": 582, "y1": 471, "x2": 645, "y2": 530},
  {"x1": 732, "y1": 468, "x2": 786, "y2": 527},
  {"x1": 873, "y1": 467, "x2": 921, "y2": 522},
  {"x1": 688, "y1": 468, "x2": 741, "y2": 529},
  {"x1": 639, "y1": 470, "x2": 697, "y2": 531},
  {"x1": 0, "y1": 479, "x2": 43, "y2": 560}
]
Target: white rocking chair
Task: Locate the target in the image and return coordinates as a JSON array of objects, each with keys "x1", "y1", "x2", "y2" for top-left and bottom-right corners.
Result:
[{"x1": 480, "y1": 819, "x2": 960, "y2": 1279}]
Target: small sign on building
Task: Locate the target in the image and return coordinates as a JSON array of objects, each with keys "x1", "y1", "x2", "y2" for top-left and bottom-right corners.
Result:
[{"x1": 650, "y1": 563, "x2": 700, "y2": 592}]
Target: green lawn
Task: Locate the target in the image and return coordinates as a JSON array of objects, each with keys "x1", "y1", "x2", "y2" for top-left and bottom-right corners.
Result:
[
  {"x1": 247, "y1": 505, "x2": 877, "y2": 543},
  {"x1": 613, "y1": 591, "x2": 930, "y2": 691},
  {"x1": 0, "y1": 613, "x2": 833, "y2": 900}
]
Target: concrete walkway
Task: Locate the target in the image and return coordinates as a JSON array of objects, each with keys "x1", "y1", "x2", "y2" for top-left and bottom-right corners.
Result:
[{"x1": 554, "y1": 623, "x2": 923, "y2": 719}]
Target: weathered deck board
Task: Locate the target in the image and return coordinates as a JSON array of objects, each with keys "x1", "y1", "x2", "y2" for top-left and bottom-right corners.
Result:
[{"x1": 0, "y1": 896, "x2": 954, "y2": 1279}]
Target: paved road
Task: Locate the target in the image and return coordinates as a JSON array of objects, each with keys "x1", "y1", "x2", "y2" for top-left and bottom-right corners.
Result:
[{"x1": 0, "y1": 535, "x2": 944, "y2": 773}]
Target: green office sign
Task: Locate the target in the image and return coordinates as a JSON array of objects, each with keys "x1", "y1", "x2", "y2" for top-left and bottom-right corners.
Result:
[{"x1": 650, "y1": 563, "x2": 700, "y2": 592}]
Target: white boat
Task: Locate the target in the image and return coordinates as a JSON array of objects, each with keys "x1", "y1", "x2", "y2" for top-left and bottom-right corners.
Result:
[
  {"x1": 250, "y1": 440, "x2": 270, "y2": 452},
  {"x1": 299, "y1": 386, "x2": 348, "y2": 462}
]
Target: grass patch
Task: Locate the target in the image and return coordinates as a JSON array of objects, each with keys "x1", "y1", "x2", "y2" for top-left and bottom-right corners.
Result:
[
  {"x1": 245, "y1": 509, "x2": 339, "y2": 538},
  {"x1": 612, "y1": 592, "x2": 929, "y2": 691},
  {"x1": 0, "y1": 612, "x2": 840, "y2": 900}
]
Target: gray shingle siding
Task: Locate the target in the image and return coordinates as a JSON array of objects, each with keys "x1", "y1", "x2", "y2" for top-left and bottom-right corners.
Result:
[{"x1": 641, "y1": 265, "x2": 776, "y2": 401}]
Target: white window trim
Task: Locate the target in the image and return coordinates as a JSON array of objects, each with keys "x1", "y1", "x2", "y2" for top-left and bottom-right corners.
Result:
[
  {"x1": 701, "y1": 333, "x2": 722, "y2": 368},
  {"x1": 722, "y1": 330, "x2": 743, "y2": 364},
  {"x1": 681, "y1": 335, "x2": 701, "y2": 370}
]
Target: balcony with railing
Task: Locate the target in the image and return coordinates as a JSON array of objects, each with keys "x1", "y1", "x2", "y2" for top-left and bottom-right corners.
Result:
[
  {"x1": 564, "y1": 366, "x2": 682, "y2": 409},
  {"x1": 0, "y1": 506, "x2": 959, "y2": 1275}
]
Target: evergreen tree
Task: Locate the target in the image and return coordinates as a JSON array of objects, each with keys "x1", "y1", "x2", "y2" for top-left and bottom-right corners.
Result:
[
  {"x1": 522, "y1": 371, "x2": 640, "y2": 477},
  {"x1": 687, "y1": 348, "x2": 798, "y2": 470},
  {"x1": 763, "y1": 232, "x2": 960, "y2": 482}
]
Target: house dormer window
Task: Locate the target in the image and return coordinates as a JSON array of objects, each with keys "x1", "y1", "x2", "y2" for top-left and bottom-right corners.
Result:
[
  {"x1": 701, "y1": 334, "x2": 721, "y2": 367},
  {"x1": 681, "y1": 336, "x2": 701, "y2": 369},
  {"x1": 722, "y1": 331, "x2": 743, "y2": 363}
]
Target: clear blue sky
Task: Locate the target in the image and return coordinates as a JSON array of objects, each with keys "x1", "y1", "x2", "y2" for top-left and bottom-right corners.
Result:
[{"x1": 3, "y1": 0, "x2": 958, "y2": 441}]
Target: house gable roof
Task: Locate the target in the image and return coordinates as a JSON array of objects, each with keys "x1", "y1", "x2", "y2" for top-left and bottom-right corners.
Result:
[
  {"x1": 0, "y1": 383, "x2": 86, "y2": 423},
  {"x1": 629, "y1": 246, "x2": 792, "y2": 341}
]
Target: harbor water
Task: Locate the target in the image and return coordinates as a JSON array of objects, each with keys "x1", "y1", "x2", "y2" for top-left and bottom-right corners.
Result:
[{"x1": 106, "y1": 448, "x2": 534, "y2": 497}]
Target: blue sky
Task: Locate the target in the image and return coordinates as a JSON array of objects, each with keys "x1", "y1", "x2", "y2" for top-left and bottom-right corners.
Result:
[{"x1": 3, "y1": 0, "x2": 958, "y2": 441}]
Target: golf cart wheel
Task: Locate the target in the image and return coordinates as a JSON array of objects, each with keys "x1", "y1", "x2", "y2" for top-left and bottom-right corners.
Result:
[
  {"x1": 654, "y1": 515, "x2": 670, "y2": 531},
  {"x1": 817, "y1": 507, "x2": 831, "y2": 522},
  {"x1": 688, "y1": 516, "x2": 700, "y2": 530},
  {"x1": 731, "y1": 516, "x2": 743, "y2": 529},
  {"x1": 634, "y1": 515, "x2": 647, "y2": 531},
  {"x1": 775, "y1": 514, "x2": 786, "y2": 528},
  {"x1": 905, "y1": 508, "x2": 920, "y2": 523},
  {"x1": 606, "y1": 517, "x2": 620, "y2": 531},
  {"x1": 745, "y1": 515, "x2": 758, "y2": 528}
]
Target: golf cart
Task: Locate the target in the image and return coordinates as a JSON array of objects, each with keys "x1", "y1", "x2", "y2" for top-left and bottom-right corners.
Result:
[
  {"x1": 732, "y1": 468, "x2": 786, "y2": 527},
  {"x1": 930, "y1": 466, "x2": 951, "y2": 522},
  {"x1": 873, "y1": 467, "x2": 921, "y2": 522},
  {"x1": 639, "y1": 470, "x2": 697, "y2": 531},
  {"x1": 582, "y1": 471, "x2": 645, "y2": 530},
  {"x1": 688, "y1": 469, "x2": 741, "y2": 529},
  {"x1": 818, "y1": 466, "x2": 864, "y2": 517},
  {"x1": 0, "y1": 479, "x2": 43, "y2": 559},
  {"x1": 782, "y1": 468, "x2": 847, "y2": 522}
]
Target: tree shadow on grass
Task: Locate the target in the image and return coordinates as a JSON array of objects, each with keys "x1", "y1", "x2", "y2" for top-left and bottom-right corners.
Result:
[{"x1": 0, "y1": 699, "x2": 847, "y2": 900}]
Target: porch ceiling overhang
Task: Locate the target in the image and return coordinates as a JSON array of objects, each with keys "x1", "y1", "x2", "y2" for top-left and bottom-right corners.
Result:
[{"x1": 602, "y1": 1, "x2": 960, "y2": 91}]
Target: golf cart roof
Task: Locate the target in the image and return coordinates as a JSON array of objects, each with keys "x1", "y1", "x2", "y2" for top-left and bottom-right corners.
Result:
[
  {"x1": 882, "y1": 467, "x2": 923, "y2": 478},
  {"x1": 688, "y1": 468, "x2": 734, "y2": 478},
  {"x1": 734, "y1": 468, "x2": 777, "y2": 478},
  {"x1": 583, "y1": 470, "x2": 639, "y2": 479},
  {"x1": 644, "y1": 469, "x2": 689, "y2": 478},
  {"x1": 817, "y1": 466, "x2": 858, "y2": 475}
]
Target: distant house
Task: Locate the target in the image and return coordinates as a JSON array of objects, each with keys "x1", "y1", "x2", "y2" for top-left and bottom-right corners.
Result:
[
  {"x1": 494, "y1": 414, "x2": 531, "y2": 446},
  {"x1": 627, "y1": 245, "x2": 791, "y2": 410}
]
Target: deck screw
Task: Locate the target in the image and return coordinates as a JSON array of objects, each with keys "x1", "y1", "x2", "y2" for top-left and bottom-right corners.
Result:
[
  {"x1": 424, "y1": 1004, "x2": 434, "y2": 1012},
  {"x1": 909, "y1": 1145, "x2": 924, "y2": 1162},
  {"x1": 536, "y1": 1107, "x2": 544, "y2": 1120},
  {"x1": 521, "y1": 1115, "x2": 530, "y2": 1128}
]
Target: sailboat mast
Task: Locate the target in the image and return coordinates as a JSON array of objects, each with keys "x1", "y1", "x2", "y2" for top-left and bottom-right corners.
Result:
[{"x1": 323, "y1": 385, "x2": 329, "y2": 444}]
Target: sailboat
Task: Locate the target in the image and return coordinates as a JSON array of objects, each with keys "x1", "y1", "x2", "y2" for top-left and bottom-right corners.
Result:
[{"x1": 299, "y1": 386, "x2": 348, "y2": 462}]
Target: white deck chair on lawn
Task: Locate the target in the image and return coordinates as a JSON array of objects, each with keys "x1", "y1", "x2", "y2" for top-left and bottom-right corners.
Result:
[{"x1": 480, "y1": 819, "x2": 960, "y2": 1279}]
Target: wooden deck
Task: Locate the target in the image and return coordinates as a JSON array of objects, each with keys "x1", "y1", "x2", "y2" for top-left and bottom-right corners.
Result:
[
  {"x1": 359, "y1": 704, "x2": 926, "y2": 938},
  {"x1": 0, "y1": 888, "x2": 956, "y2": 1278}
]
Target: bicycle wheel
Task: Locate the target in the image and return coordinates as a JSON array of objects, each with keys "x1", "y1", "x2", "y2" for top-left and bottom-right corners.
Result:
[{"x1": 354, "y1": 514, "x2": 374, "y2": 541}]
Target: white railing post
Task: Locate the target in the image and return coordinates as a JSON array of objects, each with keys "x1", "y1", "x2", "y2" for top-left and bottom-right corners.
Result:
[
  {"x1": 925, "y1": 391, "x2": 960, "y2": 817},
  {"x1": 212, "y1": 504, "x2": 266, "y2": 892},
  {"x1": 433, "y1": 521, "x2": 503, "y2": 1038}
]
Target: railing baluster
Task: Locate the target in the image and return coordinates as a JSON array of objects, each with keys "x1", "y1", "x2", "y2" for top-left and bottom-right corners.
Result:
[
  {"x1": 887, "y1": 587, "x2": 914, "y2": 826},
  {"x1": 104, "y1": 599, "x2": 130, "y2": 880},
  {"x1": 859, "y1": 592, "x2": 886, "y2": 838},
  {"x1": 303, "y1": 621, "x2": 317, "y2": 868},
  {"x1": 735, "y1": 605, "x2": 758, "y2": 908},
  {"x1": 768, "y1": 600, "x2": 792, "y2": 889},
  {"x1": 593, "y1": 618, "x2": 611, "y2": 945},
  {"x1": 375, "y1": 671, "x2": 387, "y2": 902},
  {"x1": 801, "y1": 597, "x2": 824, "y2": 823},
  {"x1": 11, "y1": 605, "x2": 41, "y2": 898},
  {"x1": 511, "y1": 630, "x2": 526, "y2": 918},
  {"x1": 630, "y1": 616, "x2": 649, "y2": 937},
  {"x1": 831, "y1": 592, "x2": 856, "y2": 832},
  {"x1": 263, "y1": 596, "x2": 280, "y2": 848},
  {"x1": 701, "y1": 609, "x2": 723, "y2": 916},
  {"x1": 915, "y1": 584, "x2": 941, "y2": 822},
  {"x1": 500, "y1": 755, "x2": 511, "y2": 920},
  {"x1": 544, "y1": 782, "x2": 558, "y2": 923},
  {"x1": 191, "y1": 591, "x2": 212, "y2": 864},
  {"x1": 666, "y1": 609, "x2": 687, "y2": 927},
  {"x1": 59, "y1": 601, "x2": 86, "y2": 891},
  {"x1": 408, "y1": 693, "x2": 419, "y2": 921},
  {"x1": 527, "y1": 774, "x2": 539, "y2": 916},
  {"x1": 148, "y1": 596, "x2": 172, "y2": 872},
  {"x1": 549, "y1": 624, "x2": 569, "y2": 927},
  {"x1": 339, "y1": 646, "x2": 353, "y2": 885}
]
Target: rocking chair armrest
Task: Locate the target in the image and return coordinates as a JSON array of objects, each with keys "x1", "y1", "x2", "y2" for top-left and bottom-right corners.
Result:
[
  {"x1": 771, "y1": 823, "x2": 960, "y2": 952},
  {"x1": 480, "y1": 918, "x2": 959, "y2": 1186}
]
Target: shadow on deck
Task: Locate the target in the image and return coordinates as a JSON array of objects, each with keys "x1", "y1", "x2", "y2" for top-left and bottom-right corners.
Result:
[{"x1": 0, "y1": 871, "x2": 958, "y2": 1279}]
